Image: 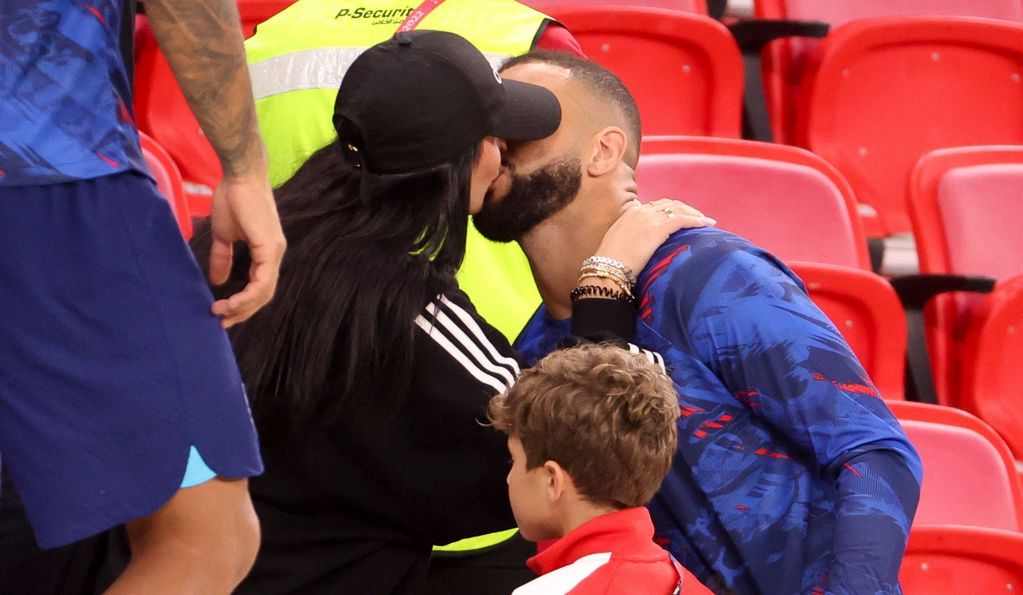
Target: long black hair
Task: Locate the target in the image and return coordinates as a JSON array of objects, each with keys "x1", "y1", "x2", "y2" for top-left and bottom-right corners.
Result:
[{"x1": 191, "y1": 137, "x2": 478, "y2": 439}]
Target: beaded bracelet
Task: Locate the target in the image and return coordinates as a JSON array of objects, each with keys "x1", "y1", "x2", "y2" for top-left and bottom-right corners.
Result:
[
  {"x1": 577, "y1": 270, "x2": 634, "y2": 298},
  {"x1": 570, "y1": 284, "x2": 635, "y2": 304},
  {"x1": 582, "y1": 256, "x2": 636, "y2": 284}
]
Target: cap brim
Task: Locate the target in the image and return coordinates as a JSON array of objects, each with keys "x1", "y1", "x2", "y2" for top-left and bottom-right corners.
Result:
[{"x1": 490, "y1": 79, "x2": 562, "y2": 141}]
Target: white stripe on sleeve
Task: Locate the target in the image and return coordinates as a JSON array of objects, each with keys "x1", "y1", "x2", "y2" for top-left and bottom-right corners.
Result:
[
  {"x1": 652, "y1": 350, "x2": 667, "y2": 372},
  {"x1": 511, "y1": 553, "x2": 612, "y2": 594},
  {"x1": 436, "y1": 296, "x2": 521, "y2": 374},
  {"x1": 424, "y1": 306, "x2": 516, "y2": 387},
  {"x1": 415, "y1": 315, "x2": 508, "y2": 395}
]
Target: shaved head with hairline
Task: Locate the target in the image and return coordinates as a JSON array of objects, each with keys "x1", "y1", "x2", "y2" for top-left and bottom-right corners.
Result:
[{"x1": 501, "y1": 51, "x2": 642, "y2": 167}]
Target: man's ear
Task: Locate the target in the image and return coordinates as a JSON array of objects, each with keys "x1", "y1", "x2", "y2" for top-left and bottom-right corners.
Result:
[
  {"x1": 543, "y1": 460, "x2": 570, "y2": 504},
  {"x1": 585, "y1": 126, "x2": 628, "y2": 177}
]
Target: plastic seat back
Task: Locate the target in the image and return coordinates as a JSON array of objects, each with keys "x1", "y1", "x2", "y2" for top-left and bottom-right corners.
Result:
[
  {"x1": 909, "y1": 146, "x2": 1023, "y2": 406},
  {"x1": 898, "y1": 417, "x2": 1023, "y2": 531},
  {"x1": 886, "y1": 399, "x2": 1001, "y2": 435},
  {"x1": 759, "y1": 0, "x2": 1023, "y2": 22},
  {"x1": 237, "y1": 0, "x2": 297, "y2": 36},
  {"x1": 791, "y1": 263, "x2": 905, "y2": 400},
  {"x1": 962, "y1": 276, "x2": 1023, "y2": 460},
  {"x1": 901, "y1": 526, "x2": 1023, "y2": 594},
  {"x1": 524, "y1": 0, "x2": 705, "y2": 11},
  {"x1": 755, "y1": 0, "x2": 1023, "y2": 144},
  {"x1": 796, "y1": 17, "x2": 1023, "y2": 235},
  {"x1": 637, "y1": 136, "x2": 869, "y2": 268},
  {"x1": 139, "y1": 132, "x2": 193, "y2": 239},
  {"x1": 761, "y1": 0, "x2": 1023, "y2": 21},
  {"x1": 546, "y1": 7, "x2": 742, "y2": 137}
]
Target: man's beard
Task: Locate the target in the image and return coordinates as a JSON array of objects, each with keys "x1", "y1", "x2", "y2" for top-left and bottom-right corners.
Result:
[{"x1": 473, "y1": 158, "x2": 582, "y2": 243}]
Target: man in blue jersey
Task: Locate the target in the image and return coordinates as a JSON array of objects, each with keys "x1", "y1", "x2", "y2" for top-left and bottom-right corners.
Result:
[
  {"x1": 0, "y1": 0, "x2": 285, "y2": 592},
  {"x1": 475, "y1": 51, "x2": 923, "y2": 595}
]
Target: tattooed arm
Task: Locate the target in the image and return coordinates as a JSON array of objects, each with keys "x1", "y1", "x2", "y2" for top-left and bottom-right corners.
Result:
[
  {"x1": 145, "y1": 0, "x2": 285, "y2": 327},
  {"x1": 144, "y1": 0, "x2": 260, "y2": 175}
]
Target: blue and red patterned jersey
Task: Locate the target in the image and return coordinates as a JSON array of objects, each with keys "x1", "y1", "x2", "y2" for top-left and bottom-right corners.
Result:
[
  {"x1": 0, "y1": 0, "x2": 146, "y2": 186},
  {"x1": 516, "y1": 228, "x2": 923, "y2": 595}
]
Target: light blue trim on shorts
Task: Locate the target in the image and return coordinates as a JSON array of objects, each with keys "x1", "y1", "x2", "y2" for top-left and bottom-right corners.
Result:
[{"x1": 180, "y1": 446, "x2": 217, "y2": 488}]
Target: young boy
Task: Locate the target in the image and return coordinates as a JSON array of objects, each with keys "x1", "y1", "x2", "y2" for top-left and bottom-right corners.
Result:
[{"x1": 489, "y1": 344, "x2": 711, "y2": 594}]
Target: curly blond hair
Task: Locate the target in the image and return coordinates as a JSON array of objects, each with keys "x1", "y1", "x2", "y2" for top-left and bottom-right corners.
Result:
[{"x1": 489, "y1": 343, "x2": 678, "y2": 508}]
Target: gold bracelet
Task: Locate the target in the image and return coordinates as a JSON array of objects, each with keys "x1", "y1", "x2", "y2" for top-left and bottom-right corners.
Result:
[
  {"x1": 582, "y1": 256, "x2": 636, "y2": 284},
  {"x1": 579, "y1": 263, "x2": 631, "y2": 288}
]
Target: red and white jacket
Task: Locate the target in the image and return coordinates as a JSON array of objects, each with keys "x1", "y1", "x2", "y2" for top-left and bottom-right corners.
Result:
[{"x1": 514, "y1": 507, "x2": 712, "y2": 595}]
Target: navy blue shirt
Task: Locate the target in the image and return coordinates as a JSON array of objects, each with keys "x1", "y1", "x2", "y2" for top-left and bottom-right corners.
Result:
[
  {"x1": 517, "y1": 228, "x2": 923, "y2": 595},
  {"x1": 0, "y1": 0, "x2": 146, "y2": 186}
]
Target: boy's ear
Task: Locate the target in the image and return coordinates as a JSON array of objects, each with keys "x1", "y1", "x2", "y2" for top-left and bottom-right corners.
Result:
[
  {"x1": 543, "y1": 460, "x2": 569, "y2": 503},
  {"x1": 585, "y1": 126, "x2": 628, "y2": 177}
]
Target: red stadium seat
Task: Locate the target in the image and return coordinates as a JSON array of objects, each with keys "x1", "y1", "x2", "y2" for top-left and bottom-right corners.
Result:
[
  {"x1": 133, "y1": 2, "x2": 295, "y2": 216},
  {"x1": 796, "y1": 17, "x2": 1023, "y2": 236},
  {"x1": 898, "y1": 417, "x2": 1023, "y2": 531},
  {"x1": 523, "y1": 0, "x2": 706, "y2": 12},
  {"x1": 638, "y1": 136, "x2": 869, "y2": 268},
  {"x1": 635, "y1": 142, "x2": 898, "y2": 393},
  {"x1": 887, "y1": 400, "x2": 1002, "y2": 439},
  {"x1": 908, "y1": 146, "x2": 1023, "y2": 406},
  {"x1": 791, "y1": 263, "x2": 905, "y2": 400},
  {"x1": 755, "y1": 0, "x2": 1023, "y2": 145},
  {"x1": 961, "y1": 276, "x2": 1023, "y2": 460},
  {"x1": 236, "y1": 0, "x2": 297, "y2": 36},
  {"x1": 545, "y1": 7, "x2": 742, "y2": 137},
  {"x1": 139, "y1": 131, "x2": 193, "y2": 240},
  {"x1": 901, "y1": 526, "x2": 1023, "y2": 593}
]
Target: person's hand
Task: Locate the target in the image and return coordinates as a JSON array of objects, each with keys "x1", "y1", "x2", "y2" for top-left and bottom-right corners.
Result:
[
  {"x1": 207, "y1": 169, "x2": 286, "y2": 328},
  {"x1": 593, "y1": 198, "x2": 715, "y2": 275}
]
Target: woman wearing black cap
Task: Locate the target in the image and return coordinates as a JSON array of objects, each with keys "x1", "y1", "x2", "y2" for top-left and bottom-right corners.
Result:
[{"x1": 192, "y1": 30, "x2": 707, "y2": 594}]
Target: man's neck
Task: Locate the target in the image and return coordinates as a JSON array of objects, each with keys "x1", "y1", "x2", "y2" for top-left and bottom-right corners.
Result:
[{"x1": 519, "y1": 206, "x2": 609, "y2": 321}]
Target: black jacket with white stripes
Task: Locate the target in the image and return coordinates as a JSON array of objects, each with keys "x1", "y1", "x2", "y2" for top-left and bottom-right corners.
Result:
[{"x1": 238, "y1": 289, "x2": 638, "y2": 595}]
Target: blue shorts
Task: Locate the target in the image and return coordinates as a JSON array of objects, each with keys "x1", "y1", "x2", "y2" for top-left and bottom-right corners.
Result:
[{"x1": 0, "y1": 173, "x2": 263, "y2": 548}]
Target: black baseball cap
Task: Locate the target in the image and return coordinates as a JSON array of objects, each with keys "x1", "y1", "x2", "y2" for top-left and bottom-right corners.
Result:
[{"x1": 333, "y1": 30, "x2": 562, "y2": 175}]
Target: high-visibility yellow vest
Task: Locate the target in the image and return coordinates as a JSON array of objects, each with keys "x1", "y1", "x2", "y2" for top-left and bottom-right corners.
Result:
[
  {"x1": 246, "y1": 0, "x2": 551, "y2": 343},
  {"x1": 245, "y1": 0, "x2": 552, "y2": 554}
]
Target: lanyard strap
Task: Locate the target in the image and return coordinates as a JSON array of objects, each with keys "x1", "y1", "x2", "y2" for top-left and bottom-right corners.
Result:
[{"x1": 396, "y1": 0, "x2": 448, "y2": 32}]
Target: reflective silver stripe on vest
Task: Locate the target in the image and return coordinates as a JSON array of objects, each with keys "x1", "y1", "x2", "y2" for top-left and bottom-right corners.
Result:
[{"x1": 249, "y1": 47, "x2": 513, "y2": 101}]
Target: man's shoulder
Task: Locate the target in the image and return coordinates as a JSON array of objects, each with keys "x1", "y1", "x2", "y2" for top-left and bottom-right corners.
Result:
[
  {"x1": 645, "y1": 227, "x2": 764, "y2": 275},
  {"x1": 636, "y1": 227, "x2": 804, "y2": 324},
  {"x1": 639, "y1": 227, "x2": 784, "y2": 296}
]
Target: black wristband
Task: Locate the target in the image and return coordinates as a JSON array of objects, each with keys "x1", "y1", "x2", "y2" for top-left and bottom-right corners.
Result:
[{"x1": 570, "y1": 296, "x2": 637, "y2": 343}]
